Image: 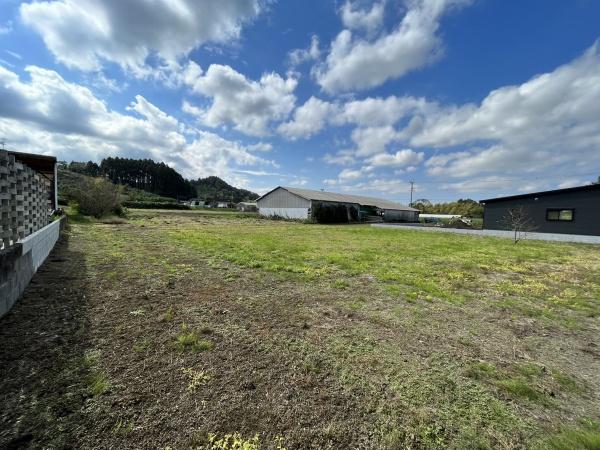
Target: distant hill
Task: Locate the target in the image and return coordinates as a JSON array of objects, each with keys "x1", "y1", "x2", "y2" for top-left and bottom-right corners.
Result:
[
  {"x1": 64, "y1": 158, "x2": 258, "y2": 203},
  {"x1": 191, "y1": 176, "x2": 259, "y2": 203},
  {"x1": 58, "y1": 167, "x2": 178, "y2": 205}
]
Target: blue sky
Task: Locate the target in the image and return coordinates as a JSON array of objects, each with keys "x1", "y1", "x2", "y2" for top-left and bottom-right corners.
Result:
[{"x1": 1, "y1": 0, "x2": 599, "y2": 203}]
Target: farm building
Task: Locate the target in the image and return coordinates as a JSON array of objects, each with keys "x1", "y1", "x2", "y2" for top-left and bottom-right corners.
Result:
[
  {"x1": 237, "y1": 202, "x2": 257, "y2": 212},
  {"x1": 481, "y1": 183, "x2": 600, "y2": 236},
  {"x1": 257, "y1": 186, "x2": 419, "y2": 222}
]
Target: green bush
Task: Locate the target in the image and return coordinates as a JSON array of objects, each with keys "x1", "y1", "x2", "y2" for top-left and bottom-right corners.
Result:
[
  {"x1": 122, "y1": 201, "x2": 190, "y2": 210},
  {"x1": 67, "y1": 177, "x2": 122, "y2": 218}
]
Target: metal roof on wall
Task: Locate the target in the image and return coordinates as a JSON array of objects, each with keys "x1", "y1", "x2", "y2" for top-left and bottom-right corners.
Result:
[
  {"x1": 480, "y1": 183, "x2": 600, "y2": 203},
  {"x1": 260, "y1": 186, "x2": 418, "y2": 211}
]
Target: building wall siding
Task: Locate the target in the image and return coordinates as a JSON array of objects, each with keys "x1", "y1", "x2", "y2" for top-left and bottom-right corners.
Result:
[
  {"x1": 257, "y1": 187, "x2": 311, "y2": 209},
  {"x1": 483, "y1": 189, "x2": 600, "y2": 236},
  {"x1": 259, "y1": 207, "x2": 309, "y2": 219}
]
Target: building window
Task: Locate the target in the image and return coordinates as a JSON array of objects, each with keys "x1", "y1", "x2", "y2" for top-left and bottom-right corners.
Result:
[{"x1": 546, "y1": 209, "x2": 574, "y2": 221}]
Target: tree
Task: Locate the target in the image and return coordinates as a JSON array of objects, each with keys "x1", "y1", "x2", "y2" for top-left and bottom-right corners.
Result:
[
  {"x1": 67, "y1": 177, "x2": 122, "y2": 218},
  {"x1": 499, "y1": 205, "x2": 537, "y2": 244}
]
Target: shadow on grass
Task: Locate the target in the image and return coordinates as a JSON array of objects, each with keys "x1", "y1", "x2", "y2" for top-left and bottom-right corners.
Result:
[{"x1": 0, "y1": 229, "x2": 92, "y2": 449}]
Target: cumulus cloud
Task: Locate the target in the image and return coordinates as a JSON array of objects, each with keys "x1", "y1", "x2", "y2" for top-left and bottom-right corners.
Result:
[
  {"x1": 366, "y1": 149, "x2": 424, "y2": 167},
  {"x1": 340, "y1": 1, "x2": 385, "y2": 35},
  {"x1": 20, "y1": 0, "x2": 263, "y2": 74},
  {"x1": 315, "y1": 0, "x2": 470, "y2": 93},
  {"x1": 415, "y1": 41, "x2": 600, "y2": 178},
  {"x1": 277, "y1": 97, "x2": 335, "y2": 139},
  {"x1": 0, "y1": 65, "x2": 274, "y2": 185},
  {"x1": 183, "y1": 64, "x2": 298, "y2": 136},
  {"x1": 288, "y1": 35, "x2": 321, "y2": 66}
]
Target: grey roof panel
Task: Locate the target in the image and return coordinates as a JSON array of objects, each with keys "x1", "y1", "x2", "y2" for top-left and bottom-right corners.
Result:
[{"x1": 277, "y1": 186, "x2": 418, "y2": 211}]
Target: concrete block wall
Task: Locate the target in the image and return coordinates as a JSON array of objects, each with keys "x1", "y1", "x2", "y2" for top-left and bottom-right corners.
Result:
[{"x1": 0, "y1": 217, "x2": 63, "y2": 318}]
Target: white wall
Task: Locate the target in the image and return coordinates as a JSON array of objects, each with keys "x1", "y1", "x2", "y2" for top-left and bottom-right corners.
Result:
[{"x1": 259, "y1": 207, "x2": 309, "y2": 219}]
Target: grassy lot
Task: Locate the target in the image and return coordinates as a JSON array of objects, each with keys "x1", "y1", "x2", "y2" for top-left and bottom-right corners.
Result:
[{"x1": 1, "y1": 209, "x2": 599, "y2": 449}]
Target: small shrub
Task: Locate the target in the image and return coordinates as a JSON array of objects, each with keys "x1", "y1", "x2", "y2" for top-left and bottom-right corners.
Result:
[{"x1": 68, "y1": 177, "x2": 122, "y2": 218}]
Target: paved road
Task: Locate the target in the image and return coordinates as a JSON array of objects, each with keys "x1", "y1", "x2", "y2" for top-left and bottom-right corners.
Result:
[{"x1": 372, "y1": 223, "x2": 600, "y2": 244}]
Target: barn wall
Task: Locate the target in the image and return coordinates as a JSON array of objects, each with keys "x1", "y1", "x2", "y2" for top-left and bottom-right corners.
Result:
[
  {"x1": 483, "y1": 189, "x2": 600, "y2": 235},
  {"x1": 257, "y1": 188, "x2": 311, "y2": 208},
  {"x1": 259, "y1": 207, "x2": 309, "y2": 219}
]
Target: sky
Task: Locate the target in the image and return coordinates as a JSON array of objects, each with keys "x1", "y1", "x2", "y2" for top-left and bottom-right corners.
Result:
[{"x1": 0, "y1": 0, "x2": 599, "y2": 204}]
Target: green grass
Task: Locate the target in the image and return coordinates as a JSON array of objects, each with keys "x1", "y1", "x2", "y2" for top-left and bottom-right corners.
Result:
[
  {"x1": 169, "y1": 220, "x2": 600, "y2": 317},
  {"x1": 539, "y1": 421, "x2": 600, "y2": 450},
  {"x1": 65, "y1": 210, "x2": 600, "y2": 448},
  {"x1": 175, "y1": 327, "x2": 214, "y2": 352},
  {"x1": 496, "y1": 378, "x2": 545, "y2": 403}
]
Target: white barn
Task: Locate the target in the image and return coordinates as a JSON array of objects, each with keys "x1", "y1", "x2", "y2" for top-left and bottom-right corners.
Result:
[{"x1": 257, "y1": 186, "x2": 419, "y2": 222}]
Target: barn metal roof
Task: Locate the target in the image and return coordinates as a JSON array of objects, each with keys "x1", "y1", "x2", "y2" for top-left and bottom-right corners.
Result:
[{"x1": 260, "y1": 186, "x2": 418, "y2": 211}]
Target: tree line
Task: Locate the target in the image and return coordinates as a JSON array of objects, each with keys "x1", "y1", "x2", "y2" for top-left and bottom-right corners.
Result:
[
  {"x1": 411, "y1": 198, "x2": 483, "y2": 218},
  {"x1": 67, "y1": 158, "x2": 258, "y2": 202}
]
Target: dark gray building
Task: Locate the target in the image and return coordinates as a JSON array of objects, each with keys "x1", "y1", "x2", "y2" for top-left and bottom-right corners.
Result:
[{"x1": 480, "y1": 184, "x2": 600, "y2": 236}]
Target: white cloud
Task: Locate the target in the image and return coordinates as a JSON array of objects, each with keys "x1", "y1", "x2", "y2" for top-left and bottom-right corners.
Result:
[
  {"x1": 336, "y1": 95, "x2": 430, "y2": 127},
  {"x1": 0, "y1": 65, "x2": 274, "y2": 185},
  {"x1": 289, "y1": 35, "x2": 321, "y2": 66},
  {"x1": 338, "y1": 167, "x2": 364, "y2": 182},
  {"x1": 277, "y1": 96, "x2": 334, "y2": 139},
  {"x1": 323, "y1": 151, "x2": 356, "y2": 166},
  {"x1": 0, "y1": 21, "x2": 13, "y2": 35},
  {"x1": 20, "y1": 0, "x2": 262, "y2": 74},
  {"x1": 366, "y1": 149, "x2": 424, "y2": 167},
  {"x1": 351, "y1": 125, "x2": 398, "y2": 156},
  {"x1": 416, "y1": 41, "x2": 600, "y2": 178},
  {"x1": 183, "y1": 64, "x2": 297, "y2": 136},
  {"x1": 315, "y1": 0, "x2": 471, "y2": 93},
  {"x1": 4, "y1": 50, "x2": 22, "y2": 61},
  {"x1": 248, "y1": 142, "x2": 273, "y2": 152},
  {"x1": 340, "y1": 1, "x2": 385, "y2": 35}
]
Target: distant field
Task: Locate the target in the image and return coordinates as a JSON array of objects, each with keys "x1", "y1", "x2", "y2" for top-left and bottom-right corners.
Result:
[{"x1": 1, "y1": 209, "x2": 599, "y2": 449}]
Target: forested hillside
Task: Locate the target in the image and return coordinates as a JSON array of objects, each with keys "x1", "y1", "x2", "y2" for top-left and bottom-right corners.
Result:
[
  {"x1": 190, "y1": 176, "x2": 259, "y2": 203},
  {"x1": 65, "y1": 158, "x2": 258, "y2": 202}
]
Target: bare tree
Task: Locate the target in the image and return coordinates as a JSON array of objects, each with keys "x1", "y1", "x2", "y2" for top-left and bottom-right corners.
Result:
[{"x1": 499, "y1": 205, "x2": 537, "y2": 244}]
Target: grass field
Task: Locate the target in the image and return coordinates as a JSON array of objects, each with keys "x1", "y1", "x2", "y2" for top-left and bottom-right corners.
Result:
[{"x1": 1, "y1": 209, "x2": 599, "y2": 449}]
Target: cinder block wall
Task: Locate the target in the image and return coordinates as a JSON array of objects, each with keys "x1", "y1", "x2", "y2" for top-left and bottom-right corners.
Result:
[{"x1": 0, "y1": 217, "x2": 63, "y2": 318}]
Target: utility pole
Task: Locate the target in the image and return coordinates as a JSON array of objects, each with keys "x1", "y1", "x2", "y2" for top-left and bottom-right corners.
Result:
[
  {"x1": 0, "y1": 138, "x2": 6, "y2": 151},
  {"x1": 409, "y1": 180, "x2": 415, "y2": 206}
]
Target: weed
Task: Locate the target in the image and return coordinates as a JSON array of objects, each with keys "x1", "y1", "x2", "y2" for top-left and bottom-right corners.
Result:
[
  {"x1": 196, "y1": 433, "x2": 287, "y2": 450},
  {"x1": 88, "y1": 371, "x2": 109, "y2": 396},
  {"x1": 133, "y1": 338, "x2": 152, "y2": 353},
  {"x1": 113, "y1": 418, "x2": 135, "y2": 435},
  {"x1": 162, "y1": 306, "x2": 175, "y2": 322},
  {"x1": 175, "y1": 326, "x2": 214, "y2": 352},
  {"x1": 182, "y1": 368, "x2": 211, "y2": 392}
]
